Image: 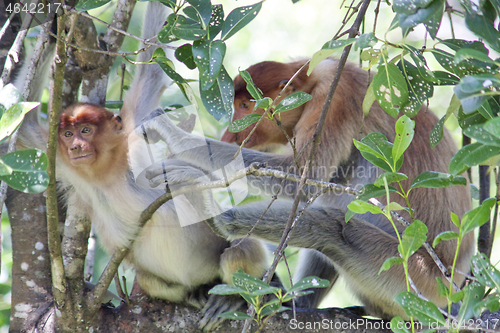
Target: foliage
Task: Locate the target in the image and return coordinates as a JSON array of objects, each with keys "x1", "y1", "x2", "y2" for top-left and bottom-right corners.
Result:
[
  {"x1": 209, "y1": 270, "x2": 329, "y2": 331},
  {"x1": 0, "y1": 85, "x2": 48, "y2": 194}
]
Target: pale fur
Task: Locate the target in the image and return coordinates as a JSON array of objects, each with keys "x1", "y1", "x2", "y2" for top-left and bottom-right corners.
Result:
[{"x1": 16, "y1": 2, "x2": 269, "y2": 330}]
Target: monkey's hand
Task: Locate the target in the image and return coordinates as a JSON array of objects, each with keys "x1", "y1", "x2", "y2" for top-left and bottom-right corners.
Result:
[
  {"x1": 136, "y1": 108, "x2": 207, "y2": 154},
  {"x1": 144, "y1": 158, "x2": 222, "y2": 220},
  {"x1": 199, "y1": 294, "x2": 246, "y2": 332}
]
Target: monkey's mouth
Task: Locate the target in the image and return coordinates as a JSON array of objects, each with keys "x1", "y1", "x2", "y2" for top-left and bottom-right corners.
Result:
[
  {"x1": 72, "y1": 154, "x2": 92, "y2": 160},
  {"x1": 71, "y1": 154, "x2": 94, "y2": 163}
]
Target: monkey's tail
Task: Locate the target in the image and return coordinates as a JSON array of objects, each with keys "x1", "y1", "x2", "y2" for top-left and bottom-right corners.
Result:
[{"x1": 123, "y1": 1, "x2": 172, "y2": 127}]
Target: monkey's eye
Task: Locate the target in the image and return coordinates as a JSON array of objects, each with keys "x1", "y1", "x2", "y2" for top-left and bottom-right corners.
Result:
[
  {"x1": 241, "y1": 101, "x2": 250, "y2": 109},
  {"x1": 64, "y1": 131, "x2": 73, "y2": 138},
  {"x1": 81, "y1": 127, "x2": 92, "y2": 134}
]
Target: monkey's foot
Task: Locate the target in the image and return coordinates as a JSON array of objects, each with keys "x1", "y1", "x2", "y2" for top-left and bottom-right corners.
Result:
[{"x1": 199, "y1": 294, "x2": 246, "y2": 332}]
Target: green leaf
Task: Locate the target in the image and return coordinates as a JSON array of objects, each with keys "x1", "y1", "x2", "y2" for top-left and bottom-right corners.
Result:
[
  {"x1": 473, "y1": 294, "x2": 500, "y2": 317},
  {"x1": 378, "y1": 256, "x2": 404, "y2": 274},
  {"x1": 218, "y1": 311, "x2": 254, "y2": 320},
  {"x1": 431, "y1": 48, "x2": 495, "y2": 78},
  {"x1": 208, "y1": 5, "x2": 224, "y2": 38},
  {"x1": 435, "y1": 277, "x2": 449, "y2": 297},
  {"x1": 255, "y1": 97, "x2": 272, "y2": 110},
  {"x1": 450, "y1": 212, "x2": 460, "y2": 228},
  {"x1": 0, "y1": 149, "x2": 48, "y2": 194},
  {"x1": 394, "y1": 292, "x2": 446, "y2": 326},
  {"x1": 374, "y1": 172, "x2": 408, "y2": 187},
  {"x1": 483, "y1": 117, "x2": 500, "y2": 139},
  {"x1": 457, "y1": 282, "x2": 485, "y2": 323},
  {"x1": 356, "y1": 183, "x2": 398, "y2": 201},
  {"x1": 430, "y1": 94, "x2": 459, "y2": 148},
  {"x1": 192, "y1": 39, "x2": 226, "y2": 90},
  {"x1": 232, "y1": 270, "x2": 280, "y2": 296},
  {"x1": 274, "y1": 92, "x2": 312, "y2": 114},
  {"x1": 464, "y1": 124, "x2": 500, "y2": 147},
  {"x1": 308, "y1": 38, "x2": 356, "y2": 75},
  {"x1": 209, "y1": 284, "x2": 246, "y2": 295},
  {"x1": 74, "y1": 0, "x2": 111, "y2": 11},
  {"x1": 393, "y1": 115, "x2": 414, "y2": 164},
  {"x1": 399, "y1": 220, "x2": 427, "y2": 260},
  {"x1": 260, "y1": 300, "x2": 285, "y2": 317},
  {"x1": 156, "y1": 57, "x2": 188, "y2": 84},
  {"x1": 390, "y1": 317, "x2": 411, "y2": 333},
  {"x1": 471, "y1": 253, "x2": 500, "y2": 291},
  {"x1": 345, "y1": 209, "x2": 355, "y2": 222},
  {"x1": 363, "y1": 81, "x2": 376, "y2": 116},
  {"x1": 347, "y1": 200, "x2": 383, "y2": 215},
  {"x1": 396, "y1": 0, "x2": 444, "y2": 38},
  {"x1": 239, "y1": 70, "x2": 263, "y2": 100},
  {"x1": 397, "y1": 60, "x2": 434, "y2": 117},
  {"x1": 355, "y1": 32, "x2": 377, "y2": 49},
  {"x1": 386, "y1": 202, "x2": 405, "y2": 212},
  {"x1": 175, "y1": 44, "x2": 197, "y2": 70},
  {"x1": 0, "y1": 160, "x2": 12, "y2": 176},
  {"x1": 455, "y1": 48, "x2": 496, "y2": 65},
  {"x1": 372, "y1": 63, "x2": 409, "y2": 117},
  {"x1": 228, "y1": 114, "x2": 261, "y2": 133},
  {"x1": 464, "y1": 2, "x2": 500, "y2": 52},
  {"x1": 0, "y1": 102, "x2": 39, "y2": 141},
  {"x1": 432, "y1": 71, "x2": 460, "y2": 85},
  {"x1": 461, "y1": 198, "x2": 496, "y2": 235},
  {"x1": 200, "y1": 66, "x2": 234, "y2": 120},
  {"x1": 401, "y1": 44, "x2": 436, "y2": 83},
  {"x1": 354, "y1": 133, "x2": 397, "y2": 172},
  {"x1": 410, "y1": 171, "x2": 467, "y2": 189},
  {"x1": 288, "y1": 276, "x2": 330, "y2": 293},
  {"x1": 221, "y1": 2, "x2": 262, "y2": 41},
  {"x1": 393, "y1": 0, "x2": 434, "y2": 15},
  {"x1": 432, "y1": 231, "x2": 458, "y2": 247},
  {"x1": 450, "y1": 290, "x2": 464, "y2": 303},
  {"x1": 158, "y1": 14, "x2": 179, "y2": 43},
  {"x1": 171, "y1": 15, "x2": 207, "y2": 40},
  {"x1": 449, "y1": 142, "x2": 500, "y2": 175},
  {"x1": 185, "y1": 0, "x2": 212, "y2": 28}
]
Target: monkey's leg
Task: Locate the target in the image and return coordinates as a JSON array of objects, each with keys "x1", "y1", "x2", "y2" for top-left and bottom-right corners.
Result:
[
  {"x1": 135, "y1": 271, "x2": 207, "y2": 309},
  {"x1": 213, "y1": 201, "x2": 442, "y2": 318},
  {"x1": 293, "y1": 249, "x2": 339, "y2": 308}
]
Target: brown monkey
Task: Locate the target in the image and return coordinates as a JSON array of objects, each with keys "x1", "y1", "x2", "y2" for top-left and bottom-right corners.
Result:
[
  {"x1": 17, "y1": 2, "x2": 269, "y2": 331},
  {"x1": 141, "y1": 58, "x2": 473, "y2": 319}
]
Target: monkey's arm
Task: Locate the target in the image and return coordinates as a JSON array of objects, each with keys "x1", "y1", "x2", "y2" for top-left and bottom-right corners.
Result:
[{"x1": 210, "y1": 201, "x2": 446, "y2": 319}]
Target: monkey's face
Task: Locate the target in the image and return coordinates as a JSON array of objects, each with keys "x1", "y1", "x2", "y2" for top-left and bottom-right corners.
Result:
[
  {"x1": 221, "y1": 96, "x2": 293, "y2": 150},
  {"x1": 59, "y1": 124, "x2": 98, "y2": 166}
]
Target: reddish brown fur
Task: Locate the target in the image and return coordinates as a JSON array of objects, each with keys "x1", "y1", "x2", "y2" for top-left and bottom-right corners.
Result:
[
  {"x1": 222, "y1": 58, "x2": 473, "y2": 312},
  {"x1": 57, "y1": 103, "x2": 128, "y2": 183},
  {"x1": 222, "y1": 60, "x2": 311, "y2": 149}
]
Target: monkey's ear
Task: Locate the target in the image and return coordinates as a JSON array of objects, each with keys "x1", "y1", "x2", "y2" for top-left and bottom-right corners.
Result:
[
  {"x1": 112, "y1": 115, "x2": 123, "y2": 131},
  {"x1": 278, "y1": 80, "x2": 295, "y2": 93}
]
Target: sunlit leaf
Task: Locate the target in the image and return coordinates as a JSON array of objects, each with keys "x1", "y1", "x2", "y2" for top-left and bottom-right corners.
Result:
[
  {"x1": 0, "y1": 149, "x2": 48, "y2": 194},
  {"x1": 399, "y1": 220, "x2": 427, "y2": 260},
  {"x1": 228, "y1": 113, "x2": 261, "y2": 133},
  {"x1": 410, "y1": 171, "x2": 467, "y2": 189},
  {"x1": 379, "y1": 256, "x2": 404, "y2": 274},
  {"x1": 274, "y1": 92, "x2": 312, "y2": 114},
  {"x1": 221, "y1": 2, "x2": 262, "y2": 41},
  {"x1": 0, "y1": 102, "x2": 39, "y2": 141},
  {"x1": 449, "y1": 142, "x2": 500, "y2": 175},
  {"x1": 394, "y1": 292, "x2": 446, "y2": 326},
  {"x1": 372, "y1": 63, "x2": 409, "y2": 117}
]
